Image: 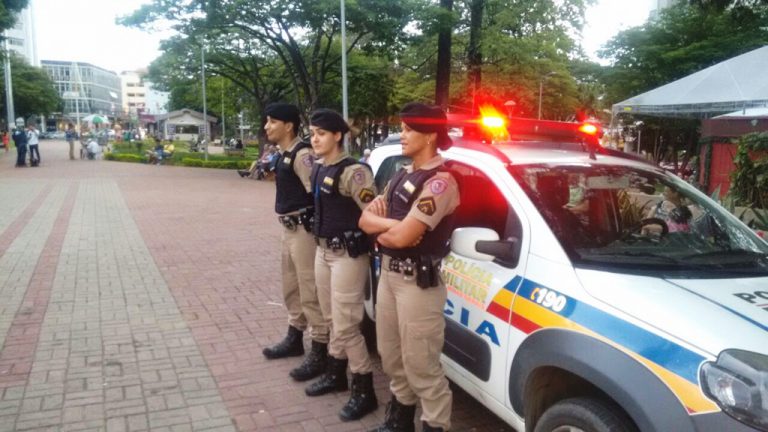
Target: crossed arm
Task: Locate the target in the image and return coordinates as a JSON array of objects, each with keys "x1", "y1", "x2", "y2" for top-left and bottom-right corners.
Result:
[{"x1": 359, "y1": 196, "x2": 427, "y2": 249}]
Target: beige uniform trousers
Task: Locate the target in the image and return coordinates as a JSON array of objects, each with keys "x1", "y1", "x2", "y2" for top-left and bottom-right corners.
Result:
[
  {"x1": 315, "y1": 245, "x2": 372, "y2": 373},
  {"x1": 281, "y1": 226, "x2": 328, "y2": 343},
  {"x1": 376, "y1": 255, "x2": 452, "y2": 430},
  {"x1": 68, "y1": 141, "x2": 75, "y2": 160}
]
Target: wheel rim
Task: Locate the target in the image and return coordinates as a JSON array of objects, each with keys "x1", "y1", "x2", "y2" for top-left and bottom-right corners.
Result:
[{"x1": 552, "y1": 426, "x2": 586, "y2": 432}]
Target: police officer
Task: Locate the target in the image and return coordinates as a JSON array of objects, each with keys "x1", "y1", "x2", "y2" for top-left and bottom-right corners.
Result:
[
  {"x1": 303, "y1": 109, "x2": 379, "y2": 420},
  {"x1": 360, "y1": 103, "x2": 459, "y2": 432},
  {"x1": 261, "y1": 103, "x2": 329, "y2": 383}
]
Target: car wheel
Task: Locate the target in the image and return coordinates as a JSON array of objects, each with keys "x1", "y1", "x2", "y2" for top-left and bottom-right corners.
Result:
[{"x1": 534, "y1": 398, "x2": 636, "y2": 432}]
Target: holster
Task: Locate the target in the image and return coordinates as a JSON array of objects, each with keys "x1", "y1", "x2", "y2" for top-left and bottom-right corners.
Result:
[
  {"x1": 298, "y1": 208, "x2": 314, "y2": 232},
  {"x1": 342, "y1": 230, "x2": 370, "y2": 258},
  {"x1": 416, "y1": 255, "x2": 440, "y2": 289}
]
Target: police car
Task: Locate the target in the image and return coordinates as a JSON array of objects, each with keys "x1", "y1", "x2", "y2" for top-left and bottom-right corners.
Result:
[{"x1": 364, "y1": 113, "x2": 768, "y2": 432}]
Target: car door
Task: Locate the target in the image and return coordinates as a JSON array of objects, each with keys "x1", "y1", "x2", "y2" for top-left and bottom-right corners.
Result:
[{"x1": 440, "y1": 159, "x2": 529, "y2": 405}]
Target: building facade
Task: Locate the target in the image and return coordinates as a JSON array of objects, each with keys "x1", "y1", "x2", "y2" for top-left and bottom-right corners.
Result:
[
  {"x1": 4, "y1": 1, "x2": 38, "y2": 66},
  {"x1": 120, "y1": 70, "x2": 168, "y2": 117},
  {"x1": 42, "y1": 60, "x2": 122, "y2": 122}
]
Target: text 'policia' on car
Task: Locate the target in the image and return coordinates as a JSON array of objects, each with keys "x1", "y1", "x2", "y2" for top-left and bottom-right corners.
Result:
[{"x1": 364, "y1": 106, "x2": 768, "y2": 432}]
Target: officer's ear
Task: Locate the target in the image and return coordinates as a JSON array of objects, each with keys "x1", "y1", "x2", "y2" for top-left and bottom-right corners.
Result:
[{"x1": 334, "y1": 131, "x2": 343, "y2": 146}]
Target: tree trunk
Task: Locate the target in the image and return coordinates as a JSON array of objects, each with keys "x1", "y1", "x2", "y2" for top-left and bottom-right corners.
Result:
[
  {"x1": 435, "y1": 0, "x2": 453, "y2": 108},
  {"x1": 467, "y1": 0, "x2": 484, "y2": 113}
]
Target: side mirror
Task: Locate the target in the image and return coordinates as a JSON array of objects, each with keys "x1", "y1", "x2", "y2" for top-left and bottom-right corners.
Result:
[
  {"x1": 451, "y1": 227, "x2": 500, "y2": 261},
  {"x1": 450, "y1": 227, "x2": 521, "y2": 268}
]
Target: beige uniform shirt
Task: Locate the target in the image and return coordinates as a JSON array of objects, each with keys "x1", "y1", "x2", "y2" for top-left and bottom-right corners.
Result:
[
  {"x1": 282, "y1": 137, "x2": 315, "y2": 193},
  {"x1": 317, "y1": 152, "x2": 376, "y2": 209},
  {"x1": 381, "y1": 155, "x2": 460, "y2": 230}
]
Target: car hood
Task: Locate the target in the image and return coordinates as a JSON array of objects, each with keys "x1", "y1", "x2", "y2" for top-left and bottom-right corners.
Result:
[{"x1": 575, "y1": 269, "x2": 768, "y2": 357}]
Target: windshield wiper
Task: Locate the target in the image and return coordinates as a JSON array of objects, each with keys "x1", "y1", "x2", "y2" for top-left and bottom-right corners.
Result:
[
  {"x1": 682, "y1": 250, "x2": 768, "y2": 263},
  {"x1": 582, "y1": 250, "x2": 681, "y2": 264}
]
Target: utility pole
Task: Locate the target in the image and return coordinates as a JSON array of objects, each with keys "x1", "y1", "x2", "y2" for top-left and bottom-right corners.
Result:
[
  {"x1": 3, "y1": 32, "x2": 15, "y2": 130},
  {"x1": 340, "y1": 0, "x2": 350, "y2": 151},
  {"x1": 201, "y1": 44, "x2": 208, "y2": 161}
]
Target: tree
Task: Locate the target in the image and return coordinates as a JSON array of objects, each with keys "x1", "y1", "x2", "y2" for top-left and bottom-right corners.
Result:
[
  {"x1": 0, "y1": 53, "x2": 61, "y2": 119},
  {"x1": 120, "y1": 0, "x2": 414, "y2": 118},
  {"x1": 600, "y1": 2, "x2": 768, "y2": 104},
  {"x1": 0, "y1": 0, "x2": 28, "y2": 33}
]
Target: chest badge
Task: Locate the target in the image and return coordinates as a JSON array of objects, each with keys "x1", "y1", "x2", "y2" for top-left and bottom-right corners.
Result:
[
  {"x1": 403, "y1": 180, "x2": 416, "y2": 194},
  {"x1": 323, "y1": 176, "x2": 334, "y2": 186},
  {"x1": 283, "y1": 157, "x2": 292, "y2": 164}
]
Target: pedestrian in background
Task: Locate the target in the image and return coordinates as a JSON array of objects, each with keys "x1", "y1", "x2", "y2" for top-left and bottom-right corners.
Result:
[
  {"x1": 66, "y1": 123, "x2": 78, "y2": 160},
  {"x1": 12, "y1": 122, "x2": 27, "y2": 167},
  {"x1": 359, "y1": 103, "x2": 459, "y2": 432},
  {"x1": 26, "y1": 123, "x2": 40, "y2": 166},
  {"x1": 2, "y1": 129, "x2": 8, "y2": 153},
  {"x1": 261, "y1": 103, "x2": 330, "y2": 383},
  {"x1": 303, "y1": 109, "x2": 378, "y2": 420}
]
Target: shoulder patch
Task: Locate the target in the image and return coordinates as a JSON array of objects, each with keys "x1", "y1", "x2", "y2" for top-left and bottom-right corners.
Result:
[
  {"x1": 352, "y1": 168, "x2": 366, "y2": 185},
  {"x1": 416, "y1": 197, "x2": 436, "y2": 216},
  {"x1": 301, "y1": 154, "x2": 314, "y2": 168},
  {"x1": 358, "y1": 188, "x2": 375, "y2": 203},
  {"x1": 428, "y1": 178, "x2": 449, "y2": 195}
]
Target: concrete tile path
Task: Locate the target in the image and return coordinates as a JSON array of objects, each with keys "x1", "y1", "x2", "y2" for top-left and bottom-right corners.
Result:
[{"x1": 0, "y1": 141, "x2": 512, "y2": 431}]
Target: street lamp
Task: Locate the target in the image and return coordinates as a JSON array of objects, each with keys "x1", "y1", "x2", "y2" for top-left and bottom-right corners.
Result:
[
  {"x1": 635, "y1": 120, "x2": 644, "y2": 154},
  {"x1": 538, "y1": 71, "x2": 557, "y2": 120},
  {"x1": 201, "y1": 44, "x2": 208, "y2": 161}
]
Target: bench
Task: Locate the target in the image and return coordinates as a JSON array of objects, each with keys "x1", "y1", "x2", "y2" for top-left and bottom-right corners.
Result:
[{"x1": 224, "y1": 148, "x2": 245, "y2": 157}]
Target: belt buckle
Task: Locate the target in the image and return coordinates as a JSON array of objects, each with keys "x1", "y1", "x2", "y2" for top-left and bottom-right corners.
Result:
[
  {"x1": 329, "y1": 237, "x2": 344, "y2": 252},
  {"x1": 279, "y1": 216, "x2": 297, "y2": 231}
]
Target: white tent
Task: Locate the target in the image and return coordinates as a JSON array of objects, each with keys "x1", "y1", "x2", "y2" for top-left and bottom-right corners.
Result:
[{"x1": 612, "y1": 46, "x2": 768, "y2": 118}]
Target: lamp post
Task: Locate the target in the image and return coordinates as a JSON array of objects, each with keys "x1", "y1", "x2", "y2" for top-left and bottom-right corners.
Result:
[
  {"x1": 538, "y1": 71, "x2": 557, "y2": 120},
  {"x1": 201, "y1": 44, "x2": 208, "y2": 161},
  {"x1": 635, "y1": 120, "x2": 644, "y2": 154},
  {"x1": 340, "y1": 0, "x2": 349, "y2": 151},
  {"x1": 3, "y1": 32, "x2": 15, "y2": 130}
]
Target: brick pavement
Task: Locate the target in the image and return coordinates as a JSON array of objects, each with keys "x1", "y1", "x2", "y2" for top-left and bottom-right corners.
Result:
[{"x1": 0, "y1": 141, "x2": 513, "y2": 431}]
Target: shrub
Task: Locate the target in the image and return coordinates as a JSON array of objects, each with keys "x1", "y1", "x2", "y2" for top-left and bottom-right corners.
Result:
[{"x1": 106, "y1": 153, "x2": 147, "y2": 163}]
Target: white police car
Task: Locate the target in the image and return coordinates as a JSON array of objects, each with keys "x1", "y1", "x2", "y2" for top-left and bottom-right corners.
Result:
[{"x1": 364, "y1": 115, "x2": 768, "y2": 432}]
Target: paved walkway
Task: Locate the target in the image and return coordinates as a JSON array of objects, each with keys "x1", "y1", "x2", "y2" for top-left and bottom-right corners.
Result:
[{"x1": 0, "y1": 141, "x2": 512, "y2": 432}]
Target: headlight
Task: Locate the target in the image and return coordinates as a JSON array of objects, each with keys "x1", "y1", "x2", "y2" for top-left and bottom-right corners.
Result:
[{"x1": 700, "y1": 349, "x2": 768, "y2": 431}]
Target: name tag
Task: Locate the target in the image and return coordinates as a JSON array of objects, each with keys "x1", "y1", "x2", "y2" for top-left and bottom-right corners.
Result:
[
  {"x1": 403, "y1": 180, "x2": 416, "y2": 194},
  {"x1": 323, "y1": 176, "x2": 334, "y2": 186},
  {"x1": 283, "y1": 157, "x2": 292, "y2": 164}
]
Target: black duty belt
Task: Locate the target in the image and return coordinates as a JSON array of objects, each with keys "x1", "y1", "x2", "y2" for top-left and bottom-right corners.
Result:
[
  {"x1": 277, "y1": 215, "x2": 300, "y2": 231},
  {"x1": 315, "y1": 236, "x2": 345, "y2": 251}
]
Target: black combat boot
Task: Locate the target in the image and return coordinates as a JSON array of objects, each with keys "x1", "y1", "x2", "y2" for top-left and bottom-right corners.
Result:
[
  {"x1": 305, "y1": 356, "x2": 348, "y2": 396},
  {"x1": 421, "y1": 422, "x2": 444, "y2": 432},
  {"x1": 262, "y1": 326, "x2": 304, "y2": 359},
  {"x1": 289, "y1": 340, "x2": 327, "y2": 381},
  {"x1": 367, "y1": 396, "x2": 416, "y2": 432},
  {"x1": 339, "y1": 372, "x2": 378, "y2": 421}
]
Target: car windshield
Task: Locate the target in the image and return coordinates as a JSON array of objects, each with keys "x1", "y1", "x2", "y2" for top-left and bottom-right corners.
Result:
[{"x1": 512, "y1": 163, "x2": 768, "y2": 277}]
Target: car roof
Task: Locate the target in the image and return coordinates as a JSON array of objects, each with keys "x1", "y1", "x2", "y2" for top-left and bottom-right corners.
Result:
[{"x1": 371, "y1": 134, "x2": 661, "y2": 172}]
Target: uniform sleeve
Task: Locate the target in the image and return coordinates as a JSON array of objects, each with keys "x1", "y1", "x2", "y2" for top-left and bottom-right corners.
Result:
[
  {"x1": 339, "y1": 164, "x2": 377, "y2": 210},
  {"x1": 406, "y1": 172, "x2": 460, "y2": 230},
  {"x1": 293, "y1": 147, "x2": 315, "y2": 193}
]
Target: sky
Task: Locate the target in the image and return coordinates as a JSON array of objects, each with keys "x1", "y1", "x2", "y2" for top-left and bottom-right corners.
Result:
[{"x1": 34, "y1": 0, "x2": 655, "y2": 74}]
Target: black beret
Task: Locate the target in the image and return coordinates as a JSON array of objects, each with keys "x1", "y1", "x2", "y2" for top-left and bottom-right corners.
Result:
[
  {"x1": 264, "y1": 103, "x2": 301, "y2": 126},
  {"x1": 399, "y1": 102, "x2": 452, "y2": 150},
  {"x1": 310, "y1": 109, "x2": 349, "y2": 134}
]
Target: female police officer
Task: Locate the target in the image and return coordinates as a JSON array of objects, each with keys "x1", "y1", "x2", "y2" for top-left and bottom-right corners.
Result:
[
  {"x1": 304, "y1": 109, "x2": 379, "y2": 420},
  {"x1": 360, "y1": 103, "x2": 459, "y2": 432}
]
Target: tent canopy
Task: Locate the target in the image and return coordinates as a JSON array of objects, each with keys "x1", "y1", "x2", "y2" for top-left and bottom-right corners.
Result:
[{"x1": 612, "y1": 46, "x2": 768, "y2": 118}]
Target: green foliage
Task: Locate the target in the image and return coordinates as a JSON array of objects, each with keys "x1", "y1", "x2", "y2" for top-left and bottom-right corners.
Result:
[
  {"x1": 729, "y1": 132, "x2": 768, "y2": 208},
  {"x1": 179, "y1": 158, "x2": 251, "y2": 169},
  {"x1": 0, "y1": 53, "x2": 62, "y2": 118},
  {"x1": 104, "y1": 153, "x2": 148, "y2": 163},
  {"x1": 0, "y1": 0, "x2": 29, "y2": 32},
  {"x1": 600, "y1": 2, "x2": 768, "y2": 104}
]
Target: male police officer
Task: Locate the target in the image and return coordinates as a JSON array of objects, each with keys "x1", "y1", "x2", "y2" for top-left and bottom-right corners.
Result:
[
  {"x1": 360, "y1": 103, "x2": 459, "y2": 432},
  {"x1": 262, "y1": 103, "x2": 329, "y2": 382},
  {"x1": 303, "y1": 109, "x2": 378, "y2": 420}
]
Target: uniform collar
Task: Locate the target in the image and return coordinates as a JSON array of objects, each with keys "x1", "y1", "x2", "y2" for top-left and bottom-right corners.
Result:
[
  {"x1": 283, "y1": 136, "x2": 303, "y2": 153},
  {"x1": 405, "y1": 154, "x2": 443, "y2": 173},
  {"x1": 320, "y1": 151, "x2": 349, "y2": 167}
]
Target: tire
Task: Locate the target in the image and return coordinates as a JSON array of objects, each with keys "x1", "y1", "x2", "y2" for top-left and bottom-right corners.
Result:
[{"x1": 534, "y1": 397, "x2": 636, "y2": 432}]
